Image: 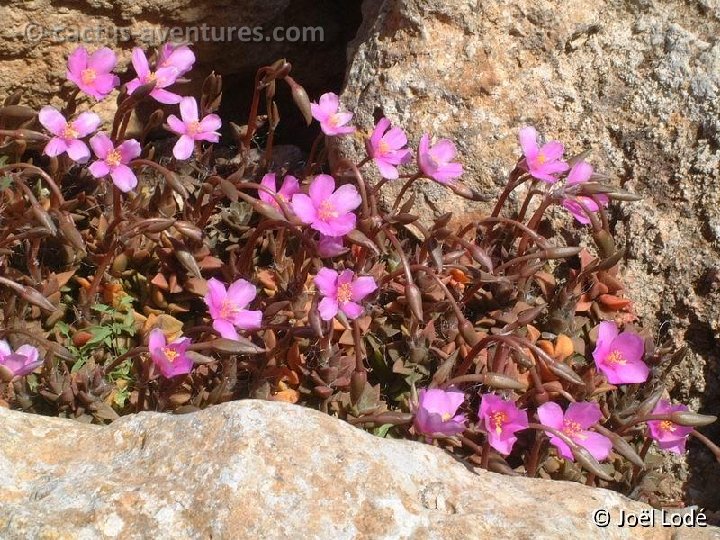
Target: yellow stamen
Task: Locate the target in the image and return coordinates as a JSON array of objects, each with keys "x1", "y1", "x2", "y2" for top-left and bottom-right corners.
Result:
[
  {"x1": 660, "y1": 420, "x2": 676, "y2": 434},
  {"x1": 187, "y1": 121, "x2": 201, "y2": 136},
  {"x1": 318, "y1": 200, "x2": 338, "y2": 220},
  {"x1": 163, "y1": 347, "x2": 179, "y2": 363},
  {"x1": 536, "y1": 153, "x2": 547, "y2": 164},
  {"x1": 490, "y1": 411, "x2": 508, "y2": 435},
  {"x1": 81, "y1": 68, "x2": 96, "y2": 85},
  {"x1": 378, "y1": 140, "x2": 390, "y2": 154},
  {"x1": 220, "y1": 299, "x2": 239, "y2": 319},
  {"x1": 62, "y1": 124, "x2": 79, "y2": 140},
  {"x1": 441, "y1": 412, "x2": 452, "y2": 422},
  {"x1": 106, "y1": 149, "x2": 122, "y2": 167},
  {"x1": 606, "y1": 350, "x2": 626, "y2": 365},
  {"x1": 337, "y1": 283, "x2": 352, "y2": 303}
]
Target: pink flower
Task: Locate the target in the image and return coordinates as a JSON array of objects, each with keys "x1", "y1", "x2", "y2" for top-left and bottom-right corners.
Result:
[
  {"x1": 592, "y1": 321, "x2": 649, "y2": 384},
  {"x1": 166, "y1": 97, "x2": 221, "y2": 160},
  {"x1": 562, "y1": 161, "x2": 609, "y2": 224},
  {"x1": 148, "y1": 329, "x2": 193, "y2": 378},
  {"x1": 66, "y1": 46, "x2": 120, "y2": 100},
  {"x1": 88, "y1": 133, "x2": 141, "y2": 193},
  {"x1": 126, "y1": 48, "x2": 182, "y2": 105},
  {"x1": 314, "y1": 268, "x2": 377, "y2": 321},
  {"x1": 478, "y1": 393, "x2": 528, "y2": 455},
  {"x1": 537, "y1": 401, "x2": 612, "y2": 461},
  {"x1": 0, "y1": 341, "x2": 43, "y2": 377},
  {"x1": 38, "y1": 106, "x2": 101, "y2": 163},
  {"x1": 413, "y1": 388, "x2": 466, "y2": 437},
  {"x1": 258, "y1": 173, "x2": 300, "y2": 210},
  {"x1": 310, "y1": 92, "x2": 355, "y2": 136},
  {"x1": 204, "y1": 277, "x2": 262, "y2": 340},
  {"x1": 157, "y1": 43, "x2": 196, "y2": 76},
  {"x1": 418, "y1": 133, "x2": 463, "y2": 184},
  {"x1": 647, "y1": 400, "x2": 693, "y2": 454},
  {"x1": 366, "y1": 117, "x2": 412, "y2": 180},
  {"x1": 291, "y1": 174, "x2": 361, "y2": 237},
  {"x1": 518, "y1": 126, "x2": 569, "y2": 183},
  {"x1": 317, "y1": 234, "x2": 347, "y2": 258}
]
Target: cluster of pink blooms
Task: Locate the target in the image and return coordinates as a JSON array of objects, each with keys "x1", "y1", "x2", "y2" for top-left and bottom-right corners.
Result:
[
  {"x1": 310, "y1": 92, "x2": 463, "y2": 184},
  {"x1": 38, "y1": 44, "x2": 219, "y2": 193},
  {"x1": 518, "y1": 126, "x2": 608, "y2": 225},
  {"x1": 414, "y1": 386, "x2": 693, "y2": 459}
]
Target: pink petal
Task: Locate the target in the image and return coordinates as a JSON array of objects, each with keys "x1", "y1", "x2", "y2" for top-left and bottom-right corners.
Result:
[
  {"x1": 204, "y1": 278, "x2": 227, "y2": 316},
  {"x1": 89, "y1": 133, "x2": 113, "y2": 159},
  {"x1": 374, "y1": 157, "x2": 399, "y2": 180},
  {"x1": 278, "y1": 176, "x2": 300, "y2": 199},
  {"x1": 578, "y1": 431, "x2": 612, "y2": 461},
  {"x1": 110, "y1": 164, "x2": 138, "y2": 192},
  {"x1": 537, "y1": 401, "x2": 564, "y2": 430},
  {"x1": 350, "y1": 276, "x2": 377, "y2": 301},
  {"x1": 549, "y1": 435, "x2": 574, "y2": 460},
  {"x1": 66, "y1": 140, "x2": 91, "y2": 163},
  {"x1": 518, "y1": 126, "x2": 539, "y2": 159},
  {"x1": 605, "y1": 358, "x2": 649, "y2": 384},
  {"x1": 565, "y1": 401, "x2": 602, "y2": 429},
  {"x1": 125, "y1": 78, "x2": 142, "y2": 95},
  {"x1": 166, "y1": 114, "x2": 187, "y2": 135},
  {"x1": 328, "y1": 184, "x2": 362, "y2": 214},
  {"x1": 88, "y1": 47, "x2": 117, "y2": 74},
  {"x1": 117, "y1": 139, "x2": 141, "y2": 162},
  {"x1": 151, "y1": 88, "x2": 182, "y2": 105},
  {"x1": 259, "y1": 173, "x2": 277, "y2": 205},
  {"x1": 131, "y1": 48, "x2": 151, "y2": 79},
  {"x1": 198, "y1": 114, "x2": 222, "y2": 133},
  {"x1": 370, "y1": 117, "x2": 390, "y2": 150},
  {"x1": 148, "y1": 328, "x2": 167, "y2": 352},
  {"x1": 314, "y1": 268, "x2": 338, "y2": 297},
  {"x1": 291, "y1": 194, "x2": 317, "y2": 224},
  {"x1": 324, "y1": 213, "x2": 356, "y2": 237},
  {"x1": 91, "y1": 74, "x2": 120, "y2": 97},
  {"x1": 311, "y1": 103, "x2": 329, "y2": 122},
  {"x1": 72, "y1": 112, "x2": 101, "y2": 137},
  {"x1": 429, "y1": 139, "x2": 457, "y2": 163},
  {"x1": 173, "y1": 135, "x2": 195, "y2": 160},
  {"x1": 594, "y1": 321, "x2": 619, "y2": 358},
  {"x1": 88, "y1": 160, "x2": 110, "y2": 178},
  {"x1": 232, "y1": 310, "x2": 262, "y2": 330},
  {"x1": 38, "y1": 107, "x2": 67, "y2": 136},
  {"x1": 566, "y1": 161, "x2": 593, "y2": 185},
  {"x1": 382, "y1": 127, "x2": 408, "y2": 150},
  {"x1": 539, "y1": 140, "x2": 565, "y2": 161},
  {"x1": 309, "y1": 174, "x2": 336, "y2": 206},
  {"x1": 67, "y1": 46, "x2": 88, "y2": 76},
  {"x1": 432, "y1": 163, "x2": 463, "y2": 184},
  {"x1": 318, "y1": 297, "x2": 339, "y2": 321},
  {"x1": 44, "y1": 138, "x2": 68, "y2": 158},
  {"x1": 0, "y1": 340, "x2": 12, "y2": 357},
  {"x1": 340, "y1": 301, "x2": 364, "y2": 319},
  {"x1": 179, "y1": 97, "x2": 199, "y2": 123},
  {"x1": 611, "y1": 332, "x2": 645, "y2": 363},
  {"x1": 227, "y1": 279, "x2": 257, "y2": 309},
  {"x1": 318, "y1": 92, "x2": 339, "y2": 114},
  {"x1": 213, "y1": 319, "x2": 239, "y2": 340},
  {"x1": 563, "y1": 200, "x2": 590, "y2": 224}
]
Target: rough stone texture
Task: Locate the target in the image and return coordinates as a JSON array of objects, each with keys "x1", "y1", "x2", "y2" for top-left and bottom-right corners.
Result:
[
  {"x1": 333, "y1": 0, "x2": 720, "y2": 509},
  {"x1": 0, "y1": 400, "x2": 717, "y2": 539}
]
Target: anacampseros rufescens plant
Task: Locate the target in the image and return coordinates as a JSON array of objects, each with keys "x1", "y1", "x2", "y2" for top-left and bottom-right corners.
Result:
[{"x1": 0, "y1": 43, "x2": 716, "y2": 505}]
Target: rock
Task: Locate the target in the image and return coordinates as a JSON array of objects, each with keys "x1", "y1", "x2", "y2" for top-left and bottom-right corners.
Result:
[
  {"x1": 333, "y1": 0, "x2": 720, "y2": 507},
  {"x1": 1, "y1": 400, "x2": 717, "y2": 539}
]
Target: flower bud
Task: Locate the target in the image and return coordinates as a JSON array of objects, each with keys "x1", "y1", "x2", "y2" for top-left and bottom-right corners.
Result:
[
  {"x1": 572, "y1": 446, "x2": 613, "y2": 481},
  {"x1": 405, "y1": 283, "x2": 424, "y2": 322},
  {"x1": 206, "y1": 338, "x2": 265, "y2": 355},
  {"x1": 669, "y1": 411, "x2": 717, "y2": 427},
  {"x1": 350, "y1": 370, "x2": 367, "y2": 405},
  {"x1": 482, "y1": 372, "x2": 527, "y2": 391}
]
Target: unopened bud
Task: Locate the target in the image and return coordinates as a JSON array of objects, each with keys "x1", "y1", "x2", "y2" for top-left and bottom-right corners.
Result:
[
  {"x1": 572, "y1": 446, "x2": 613, "y2": 481},
  {"x1": 405, "y1": 283, "x2": 424, "y2": 322},
  {"x1": 669, "y1": 411, "x2": 717, "y2": 427}
]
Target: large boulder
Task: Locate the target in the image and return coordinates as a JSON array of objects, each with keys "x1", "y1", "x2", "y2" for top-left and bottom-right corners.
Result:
[
  {"x1": 333, "y1": 0, "x2": 720, "y2": 508},
  {"x1": 1, "y1": 400, "x2": 717, "y2": 538}
]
